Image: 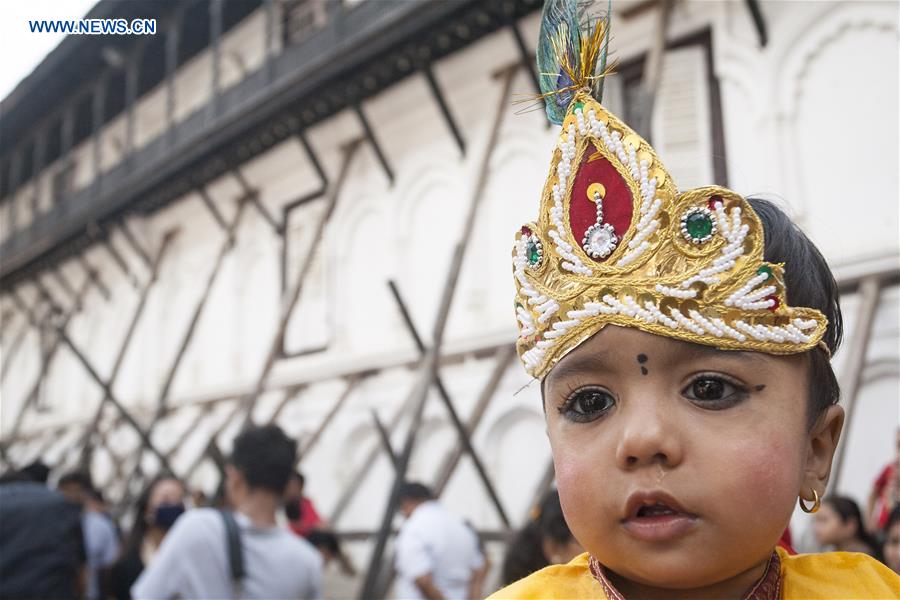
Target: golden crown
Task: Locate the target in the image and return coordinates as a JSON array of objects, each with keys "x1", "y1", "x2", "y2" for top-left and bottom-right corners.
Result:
[{"x1": 513, "y1": 91, "x2": 827, "y2": 379}]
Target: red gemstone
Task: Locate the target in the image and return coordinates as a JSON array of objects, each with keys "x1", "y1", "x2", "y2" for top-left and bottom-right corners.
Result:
[
  {"x1": 765, "y1": 295, "x2": 780, "y2": 312},
  {"x1": 708, "y1": 195, "x2": 723, "y2": 211},
  {"x1": 521, "y1": 225, "x2": 532, "y2": 236}
]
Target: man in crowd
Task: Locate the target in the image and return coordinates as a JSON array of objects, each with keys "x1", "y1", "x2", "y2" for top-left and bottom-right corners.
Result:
[
  {"x1": 58, "y1": 471, "x2": 120, "y2": 600},
  {"x1": 132, "y1": 425, "x2": 322, "y2": 599},
  {"x1": 395, "y1": 482, "x2": 486, "y2": 600},
  {"x1": 0, "y1": 468, "x2": 85, "y2": 598}
]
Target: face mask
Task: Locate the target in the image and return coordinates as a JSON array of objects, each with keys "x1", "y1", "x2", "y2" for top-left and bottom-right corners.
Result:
[
  {"x1": 153, "y1": 503, "x2": 185, "y2": 530},
  {"x1": 285, "y1": 497, "x2": 302, "y2": 521}
]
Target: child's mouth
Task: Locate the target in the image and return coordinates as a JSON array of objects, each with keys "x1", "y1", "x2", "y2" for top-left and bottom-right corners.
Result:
[
  {"x1": 635, "y1": 503, "x2": 679, "y2": 518},
  {"x1": 622, "y1": 492, "x2": 698, "y2": 542}
]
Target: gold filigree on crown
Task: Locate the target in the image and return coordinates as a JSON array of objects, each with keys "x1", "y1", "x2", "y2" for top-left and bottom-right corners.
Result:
[{"x1": 512, "y1": 91, "x2": 827, "y2": 379}]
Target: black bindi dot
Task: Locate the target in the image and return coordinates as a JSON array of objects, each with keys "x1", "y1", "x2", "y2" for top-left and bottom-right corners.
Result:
[
  {"x1": 636, "y1": 354, "x2": 648, "y2": 364},
  {"x1": 755, "y1": 384, "x2": 766, "y2": 392},
  {"x1": 640, "y1": 366, "x2": 649, "y2": 376}
]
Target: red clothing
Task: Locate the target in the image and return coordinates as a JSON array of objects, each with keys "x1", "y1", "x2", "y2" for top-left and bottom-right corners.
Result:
[
  {"x1": 289, "y1": 497, "x2": 322, "y2": 537},
  {"x1": 873, "y1": 463, "x2": 896, "y2": 530},
  {"x1": 777, "y1": 527, "x2": 796, "y2": 555}
]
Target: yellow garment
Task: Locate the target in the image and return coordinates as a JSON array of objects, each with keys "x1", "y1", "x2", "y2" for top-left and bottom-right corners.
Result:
[{"x1": 487, "y1": 547, "x2": 900, "y2": 599}]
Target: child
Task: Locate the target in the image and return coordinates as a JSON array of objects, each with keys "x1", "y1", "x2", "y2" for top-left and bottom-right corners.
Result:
[{"x1": 490, "y1": 1, "x2": 900, "y2": 596}]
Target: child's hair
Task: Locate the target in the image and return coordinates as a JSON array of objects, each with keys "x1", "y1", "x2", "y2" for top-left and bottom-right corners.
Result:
[
  {"x1": 748, "y1": 198, "x2": 842, "y2": 429},
  {"x1": 823, "y1": 495, "x2": 879, "y2": 555}
]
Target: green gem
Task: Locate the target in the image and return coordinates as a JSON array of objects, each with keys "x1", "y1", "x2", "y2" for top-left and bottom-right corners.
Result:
[
  {"x1": 686, "y1": 212, "x2": 713, "y2": 240},
  {"x1": 573, "y1": 101, "x2": 584, "y2": 111},
  {"x1": 527, "y1": 241, "x2": 541, "y2": 265},
  {"x1": 757, "y1": 265, "x2": 773, "y2": 279}
]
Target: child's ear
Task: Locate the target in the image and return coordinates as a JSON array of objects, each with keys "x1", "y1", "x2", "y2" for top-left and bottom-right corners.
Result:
[{"x1": 802, "y1": 405, "x2": 845, "y2": 495}]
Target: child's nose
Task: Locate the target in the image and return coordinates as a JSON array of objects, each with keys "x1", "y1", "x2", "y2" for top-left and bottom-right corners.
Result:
[{"x1": 614, "y1": 400, "x2": 684, "y2": 470}]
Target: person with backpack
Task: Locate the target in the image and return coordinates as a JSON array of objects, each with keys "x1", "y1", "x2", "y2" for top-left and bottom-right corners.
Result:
[{"x1": 131, "y1": 425, "x2": 322, "y2": 599}]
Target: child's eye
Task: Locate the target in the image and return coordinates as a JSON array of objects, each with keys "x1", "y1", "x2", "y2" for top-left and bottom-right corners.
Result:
[
  {"x1": 558, "y1": 387, "x2": 615, "y2": 423},
  {"x1": 682, "y1": 374, "x2": 748, "y2": 408}
]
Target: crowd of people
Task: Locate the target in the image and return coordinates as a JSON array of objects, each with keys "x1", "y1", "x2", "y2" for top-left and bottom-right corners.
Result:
[
  {"x1": 0, "y1": 425, "x2": 345, "y2": 599},
  {"x1": 1, "y1": 422, "x2": 898, "y2": 599}
]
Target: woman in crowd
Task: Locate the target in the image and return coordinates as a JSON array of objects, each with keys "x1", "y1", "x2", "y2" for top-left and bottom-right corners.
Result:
[
  {"x1": 501, "y1": 489, "x2": 582, "y2": 585},
  {"x1": 814, "y1": 495, "x2": 878, "y2": 556},
  {"x1": 110, "y1": 475, "x2": 186, "y2": 600}
]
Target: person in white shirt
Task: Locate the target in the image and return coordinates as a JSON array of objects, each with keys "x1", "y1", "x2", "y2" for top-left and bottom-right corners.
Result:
[
  {"x1": 394, "y1": 482, "x2": 486, "y2": 600},
  {"x1": 132, "y1": 425, "x2": 322, "y2": 599}
]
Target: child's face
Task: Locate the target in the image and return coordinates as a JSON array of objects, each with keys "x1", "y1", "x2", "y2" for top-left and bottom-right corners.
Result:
[{"x1": 543, "y1": 325, "x2": 842, "y2": 591}]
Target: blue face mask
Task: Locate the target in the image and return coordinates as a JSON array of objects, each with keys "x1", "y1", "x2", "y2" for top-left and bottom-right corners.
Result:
[{"x1": 153, "y1": 503, "x2": 185, "y2": 530}]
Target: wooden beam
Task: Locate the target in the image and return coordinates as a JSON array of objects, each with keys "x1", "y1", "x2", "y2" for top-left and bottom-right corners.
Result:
[
  {"x1": 388, "y1": 280, "x2": 511, "y2": 525},
  {"x1": 830, "y1": 276, "x2": 882, "y2": 491},
  {"x1": 360, "y1": 64, "x2": 517, "y2": 599},
  {"x1": 238, "y1": 140, "x2": 361, "y2": 423},
  {"x1": 2, "y1": 277, "x2": 92, "y2": 444},
  {"x1": 78, "y1": 230, "x2": 179, "y2": 465},
  {"x1": 354, "y1": 104, "x2": 394, "y2": 185},
  {"x1": 422, "y1": 65, "x2": 466, "y2": 156},
  {"x1": 35, "y1": 279, "x2": 175, "y2": 475},
  {"x1": 154, "y1": 199, "x2": 247, "y2": 418}
]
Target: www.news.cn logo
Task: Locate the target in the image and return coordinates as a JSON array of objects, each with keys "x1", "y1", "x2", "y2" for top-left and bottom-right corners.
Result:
[{"x1": 29, "y1": 19, "x2": 157, "y2": 35}]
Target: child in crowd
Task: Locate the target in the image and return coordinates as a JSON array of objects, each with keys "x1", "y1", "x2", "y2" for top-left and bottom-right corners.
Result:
[{"x1": 490, "y1": 1, "x2": 900, "y2": 596}]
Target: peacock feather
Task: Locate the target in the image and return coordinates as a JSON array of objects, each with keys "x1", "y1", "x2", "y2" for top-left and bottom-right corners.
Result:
[{"x1": 536, "y1": 0, "x2": 614, "y2": 125}]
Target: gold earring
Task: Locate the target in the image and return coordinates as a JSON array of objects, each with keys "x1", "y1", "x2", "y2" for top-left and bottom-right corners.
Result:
[{"x1": 798, "y1": 488, "x2": 820, "y2": 513}]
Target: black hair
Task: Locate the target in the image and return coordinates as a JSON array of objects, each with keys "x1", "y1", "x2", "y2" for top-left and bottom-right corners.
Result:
[
  {"x1": 21, "y1": 460, "x2": 50, "y2": 483},
  {"x1": 290, "y1": 471, "x2": 306, "y2": 488},
  {"x1": 502, "y1": 488, "x2": 575, "y2": 585},
  {"x1": 397, "y1": 482, "x2": 433, "y2": 502},
  {"x1": 58, "y1": 471, "x2": 94, "y2": 492},
  {"x1": 123, "y1": 474, "x2": 183, "y2": 557},
  {"x1": 748, "y1": 198, "x2": 842, "y2": 428},
  {"x1": 230, "y1": 425, "x2": 297, "y2": 494},
  {"x1": 823, "y1": 495, "x2": 879, "y2": 555},
  {"x1": 307, "y1": 529, "x2": 341, "y2": 555},
  {"x1": 502, "y1": 520, "x2": 547, "y2": 585},
  {"x1": 537, "y1": 488, "x2": 574, "y2": 545}
]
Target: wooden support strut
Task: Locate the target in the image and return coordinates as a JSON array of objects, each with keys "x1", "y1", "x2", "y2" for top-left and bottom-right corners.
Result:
[
  {"x1": 298, "y1": 378, "x2": 360, "y2": 458},
  {"x1": 239, "y1": 140, "x2": 361, "y2": 424},
  {"x1": 422, "y1": 64, "x2": 466, "y2": 156},
  {"x1": 118, "y1": 220, "x2": 154, "y2": 271},
  {"x1": 33, "y1": 278, "x2": 176, "y2": 476},
  {"x1": 153, "y1": 197, "x2": 248, "y2": 420},
  {"x1": 830, "y1": 276, "x2": 882, "y2": 491},
  {"x1": 101, "y1": 234, "x2": 141, "y2": 289},
  {"x1": 78, "y1": 230, "x2": 179, "y2": 466},
  {"x1": 354, "y1": 104, "x2": 394, "y2": 185},
  {"x1": 77, "y1": 253, "x2": 112, "y2": 301},
  {"x1": 387, "y1": 280, "x2": 511, "y2": 525},
  {"x1": 232, "y1": 168, "x2": 281, "y2": 235},
  {"x1": 3, "y1": 276, "x2": 93, "y2": 448},
  {"x1": 631, "y1": 0, "x2": 674, "y2": 140},
  {"x1": 0, "y1": 317, "x2": 31, "y2": 381},
  {"x1": 359, "y1": 64, "x2": 517, "y2": 600},
  {"x1": 371, "y1": 408, "x2": 400, "y2": 469}
]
